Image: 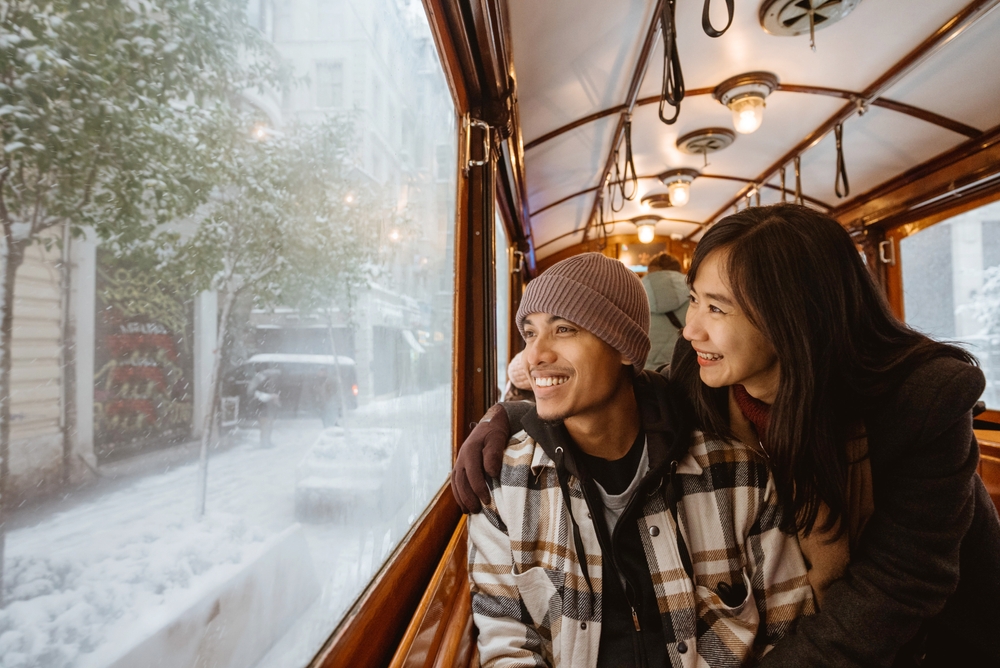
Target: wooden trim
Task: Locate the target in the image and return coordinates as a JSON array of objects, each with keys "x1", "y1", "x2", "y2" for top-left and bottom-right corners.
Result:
[
  {"x1": 388, "y1": 516, "x2": 469, "y2": 668},
  {"x1": 777, "y1": 84, "x2": 981, "y2": 138},
  {"x1": 420, "y1": 0, "x2": 470, "y2": 113},
  {"x1": 531, "y1": 174, "x2": 830, "y2": 222},
  {"x1": 310, "y1": 486, "x2": 462, "y2": 668},
  {"x1": 537, "y1": 234, "x2": 696, "y2": 273},
  {"x1": 523, "y1": 83, "x2": 979, "y2": 154},
  {"x1": 832, "y1": 124, "x2": 1000, "y2": 229},
  {"x1": 691, "y1": 0, "x2": 1000, "y2": 238}
]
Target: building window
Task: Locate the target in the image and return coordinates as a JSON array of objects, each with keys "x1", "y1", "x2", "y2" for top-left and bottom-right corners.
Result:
[{"x1": 315, "y1": 62, "x2": 343, "y2": 108}]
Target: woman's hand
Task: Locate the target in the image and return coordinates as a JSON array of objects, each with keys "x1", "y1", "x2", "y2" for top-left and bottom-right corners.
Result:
[{"x1": 451, "y1": 404, "x2": 510, "y2": 513}]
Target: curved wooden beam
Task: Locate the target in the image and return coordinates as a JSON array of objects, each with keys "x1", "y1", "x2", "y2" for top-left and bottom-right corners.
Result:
[
  {"x1": 523, "y1": 85, "x2": 980, "y2": 153},
  {"x1": 530, "y1": 173, "x2": 831, "y2": 218},
  {"x1": 534, "y1": 216, "x2": 702, "y2": 252}
]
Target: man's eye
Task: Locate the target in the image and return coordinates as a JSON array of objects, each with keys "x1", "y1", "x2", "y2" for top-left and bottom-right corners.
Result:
[{"x1": 556, "y1": 326, "x2": 572, "y2": 334}]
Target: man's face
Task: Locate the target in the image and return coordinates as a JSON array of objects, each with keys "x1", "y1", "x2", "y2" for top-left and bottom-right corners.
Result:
[{"x1": 522, "y1": 312, "x2": 629, "y2": 422}]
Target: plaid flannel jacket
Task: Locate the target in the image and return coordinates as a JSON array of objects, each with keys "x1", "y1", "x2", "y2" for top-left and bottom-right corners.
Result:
[{"x1": 468, "y1": 427, "x2": 815, "y2": 668}]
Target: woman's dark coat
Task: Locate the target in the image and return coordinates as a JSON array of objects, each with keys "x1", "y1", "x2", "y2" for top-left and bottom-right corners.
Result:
[{"x1": 759, "y1": 356, "x2": 1000, "y2": 667}]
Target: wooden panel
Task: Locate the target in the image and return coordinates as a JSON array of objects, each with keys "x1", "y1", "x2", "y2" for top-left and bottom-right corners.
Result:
[
  {"x1": 389, "y1": 517, "x2": 470, "y2": 668},
  {"x1": 976, "y1": 432, "x2": 1000, "y2": 511},
  {"x1": 310, "y1": 485, "x2": 462, "y2": 668}
]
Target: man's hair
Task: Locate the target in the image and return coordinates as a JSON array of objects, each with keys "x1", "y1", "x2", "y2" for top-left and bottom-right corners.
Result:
[{"x1": 647, "y1": 251, "x2": 682, "y2": 273}]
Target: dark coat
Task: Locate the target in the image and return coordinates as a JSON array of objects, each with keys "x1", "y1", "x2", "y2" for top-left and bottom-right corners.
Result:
[{"x1": 759, "y1": 356, "x2": 1000, "y2": 667}]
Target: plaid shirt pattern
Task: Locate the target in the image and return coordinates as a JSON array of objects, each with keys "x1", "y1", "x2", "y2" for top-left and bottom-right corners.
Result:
[{"x1": 468, "y1": 430, "x2": 815, "y2": 668}]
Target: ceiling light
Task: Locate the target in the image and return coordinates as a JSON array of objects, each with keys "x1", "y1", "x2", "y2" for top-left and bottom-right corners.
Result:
[
  {"x1": 713, "y1": 72, "x2": 779, "y2": 135},
  {"x1": 658, "y1": 168, "x2": 699, "y2": 208},
  {"x1": 634, "y1": 216, "x2": 658, "y2": 244},
  {"x1": 640, "y1": 193, "x2": 673, "y2": 210}
]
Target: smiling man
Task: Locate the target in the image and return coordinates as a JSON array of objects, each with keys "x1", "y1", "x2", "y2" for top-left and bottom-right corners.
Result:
[{"x1": 467, "y1": 253, "x2": 813, "y2": 668}]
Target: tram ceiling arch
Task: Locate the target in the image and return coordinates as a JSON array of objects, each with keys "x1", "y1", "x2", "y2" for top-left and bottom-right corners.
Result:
[{"x1": 496, "y1": 0, "x2": 1000, "y2": 262}]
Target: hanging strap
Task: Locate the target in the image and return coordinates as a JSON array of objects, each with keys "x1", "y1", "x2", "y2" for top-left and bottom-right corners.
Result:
[
  {"x1": 794, "y1": 155, "x2": 803, "y2": 205},
  {"x1": 702, "y1": 0, "x2": 735, "y2": 38},
  {"x1": 779, "y1": 166, "x2": 787, "y2": 203},
  {"x1": 834, "y1": 123, "x2": 850, "y2": 198},
  {"x1": 658, "y1": 0, "x2": 684, "y2": 125},
  {"x1": 621, "y1": 117, "x2": 638, "y2": 200}
]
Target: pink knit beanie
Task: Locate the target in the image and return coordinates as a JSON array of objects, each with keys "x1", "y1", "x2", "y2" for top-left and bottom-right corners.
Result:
[{"x1": 516, "y1": 252, "x2": 650, "y2": 371}]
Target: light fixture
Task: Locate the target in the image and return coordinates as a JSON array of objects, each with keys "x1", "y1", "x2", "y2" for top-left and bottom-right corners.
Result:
[
  {"x1": 760, "y1": 0, "x2": 863, "y2": 50},
  {"x1": 658, "y1": 168, "x2": 699, "y2": 208},
  {"x1": 713, "y1": 72, "x2": 779, "y2": 135},
  {"x1": 640, "y1": 193, "x2": 673, "y2": 210},
  {"x1": 676, "y1": 127, "x2": 735, "y2": 167},
  {"x1": 634, "y1": 216, "x2": 659, "y2": 244}
]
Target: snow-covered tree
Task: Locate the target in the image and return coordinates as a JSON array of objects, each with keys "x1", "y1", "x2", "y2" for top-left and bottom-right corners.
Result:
[
  {"x1": 178, "y1": 112, "x2": 387, "y2": 517},
  {"x1": 0, "y1": 0, "x2": 279, "y2": 602}
]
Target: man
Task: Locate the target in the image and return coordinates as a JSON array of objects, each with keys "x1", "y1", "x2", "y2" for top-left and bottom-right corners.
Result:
[
  {"x1": 468, "y1": 253, "x2": 813, "y2": 667},
  {"x1": 642, "y1": 251, "x2": 689, "y2": 370}
]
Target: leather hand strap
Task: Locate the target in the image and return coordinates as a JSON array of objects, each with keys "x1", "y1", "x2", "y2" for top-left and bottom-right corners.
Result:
[{"x1": 702, "y1": 0, "x2": 735, "y2": 38}]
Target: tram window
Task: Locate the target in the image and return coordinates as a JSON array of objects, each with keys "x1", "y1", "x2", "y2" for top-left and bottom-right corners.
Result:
[
  {"x1": 496, "y1": 214, "x2": 510, "y2": 390},
  {"x1": 1, "y1": 1, "x2": 456, "y2": 666},
  {"x1": 900, "y1": 200, "x2": 1000, "y2": 407}
]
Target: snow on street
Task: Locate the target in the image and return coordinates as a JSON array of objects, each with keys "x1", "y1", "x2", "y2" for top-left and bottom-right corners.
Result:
[{"x1": 0, "y1": 387, "x2": 452, "y2": 668}]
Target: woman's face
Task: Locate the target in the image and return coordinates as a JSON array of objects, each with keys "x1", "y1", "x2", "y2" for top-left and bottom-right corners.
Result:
[{"x1": 684, "y1": 250, "x2": 780, "y2": 403}]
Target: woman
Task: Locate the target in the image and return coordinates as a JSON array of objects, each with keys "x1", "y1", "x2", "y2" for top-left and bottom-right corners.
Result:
[{"x1": 452, "y1": 204, "x2": 1000, "y2": 666}]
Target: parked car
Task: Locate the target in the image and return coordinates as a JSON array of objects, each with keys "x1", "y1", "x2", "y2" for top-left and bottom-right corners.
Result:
[{"x1": 223, "y1": 353, "x2": 358, "y2": 426}]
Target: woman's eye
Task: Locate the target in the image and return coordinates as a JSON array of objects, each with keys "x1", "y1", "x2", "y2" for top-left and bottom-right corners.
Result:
[{"x1": 709, "y1": 304, "x2": 724, "y2": 314}]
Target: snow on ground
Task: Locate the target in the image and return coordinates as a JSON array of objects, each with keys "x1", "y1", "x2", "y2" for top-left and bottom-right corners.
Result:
[{"x1": 1, "y1": 386, "x2": 452, "y2": 668}]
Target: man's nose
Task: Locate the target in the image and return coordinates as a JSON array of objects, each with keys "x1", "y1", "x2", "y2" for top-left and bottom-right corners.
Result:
[{"x1": 525, "y1": 335, "x2": 557, "y2": 366}]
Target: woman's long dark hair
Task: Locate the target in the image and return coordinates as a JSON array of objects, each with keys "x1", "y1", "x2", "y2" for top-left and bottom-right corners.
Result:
[{"x1": 672, "y1": 203, "x2": 975, "y2": 536}]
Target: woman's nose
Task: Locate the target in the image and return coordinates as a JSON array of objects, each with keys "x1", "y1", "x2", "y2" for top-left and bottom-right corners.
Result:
[{"x1": 683, "y1": 306, "x2": 704, "y2": 342}]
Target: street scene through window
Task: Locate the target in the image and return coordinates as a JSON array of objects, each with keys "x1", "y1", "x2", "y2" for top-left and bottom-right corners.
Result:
[
  {"x1": 901, "y1": 199, "x2": 1000, "y2": 407},
  {"x1": 0, "y1": 1, "x2": 456, "y2": 666}
]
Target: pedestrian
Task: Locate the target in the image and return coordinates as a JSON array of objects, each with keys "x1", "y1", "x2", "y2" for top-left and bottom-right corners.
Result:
[
  {"x1": 642, "y1": 251, "x2": 689, "y2": 370},
  {"x1": 249, "y1": 367, "x2": 281, "y2": 448}
]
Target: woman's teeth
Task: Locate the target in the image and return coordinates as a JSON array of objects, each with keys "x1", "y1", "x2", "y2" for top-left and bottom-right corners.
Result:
[
  {"x1": 535, "y1": 376, "x2": 567, "y2": 387},
  {"x1": 697, "y1": 352, "x2": 723, "y2": 361}
]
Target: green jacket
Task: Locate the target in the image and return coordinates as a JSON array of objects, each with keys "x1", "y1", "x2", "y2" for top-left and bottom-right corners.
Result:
[{"x1": 642, "y1": 270, "x2": 688, "y2": 370}]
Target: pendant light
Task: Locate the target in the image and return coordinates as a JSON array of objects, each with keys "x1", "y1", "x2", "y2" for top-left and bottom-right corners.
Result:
[{"x1": 713, "y1": 72, "x2": 779, "y2": 135}]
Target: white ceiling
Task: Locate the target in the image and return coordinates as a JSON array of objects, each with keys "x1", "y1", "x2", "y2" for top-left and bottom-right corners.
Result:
[{"x1": 506, "y1": 0, "x2": 1000, "y2": 260}]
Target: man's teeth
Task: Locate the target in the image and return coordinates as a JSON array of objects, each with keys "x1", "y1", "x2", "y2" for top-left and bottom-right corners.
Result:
[
  {"x1": 697, "y1": 352, "x2": 723, "y2": 361},
  {"x1": 535, "y1": 376, "x2": 568, "y2": 387}
]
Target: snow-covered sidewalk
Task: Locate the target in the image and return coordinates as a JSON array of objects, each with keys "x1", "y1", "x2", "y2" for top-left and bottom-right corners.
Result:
[{"x1": 1, "y1": 387, "x2": 451, "y2": 668}]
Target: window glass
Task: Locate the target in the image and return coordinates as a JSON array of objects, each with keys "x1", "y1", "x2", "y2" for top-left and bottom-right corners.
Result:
[
  {"x1": 496, "y1": 214, "x2": 510, "y2": 391},
  {"x1": 900, "y1": 199, "x2": 1000, "y2": 406},
  {"x1": 1, "y1": 0, "x2": 456, "y2": 666}
]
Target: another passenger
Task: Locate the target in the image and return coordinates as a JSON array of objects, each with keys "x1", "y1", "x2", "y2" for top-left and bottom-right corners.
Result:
[
  {"x1": 468, "y1": 252, "x2": 814, "y2": 667},
  {"x1": 454, "y1": 204, "x2": 1000, "y2": 666},
  {"x1": 642, "y1": 251, "x2": 689, "y2": 370}
]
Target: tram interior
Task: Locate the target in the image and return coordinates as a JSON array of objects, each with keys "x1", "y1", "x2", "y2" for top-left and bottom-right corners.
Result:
[{"x1": 1, "y1": 1, "x2": 999, "y2": 667}]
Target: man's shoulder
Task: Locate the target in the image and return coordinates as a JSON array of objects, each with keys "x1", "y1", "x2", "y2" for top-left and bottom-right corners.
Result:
[{"x1": 494, "y1": 430, "x2": 552, "y2": 487}]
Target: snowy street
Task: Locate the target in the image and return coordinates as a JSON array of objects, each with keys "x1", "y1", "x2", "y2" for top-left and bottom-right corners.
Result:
[{"x1": 0, "y1": 387, "x2": 452, "y2": 668}]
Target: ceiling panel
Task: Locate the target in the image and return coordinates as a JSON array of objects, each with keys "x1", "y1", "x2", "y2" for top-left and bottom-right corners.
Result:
[
  {"x1": 881, "y1": 6, "x2": 1000, "y2": 131},
  {"x1": 508, "y1": 0, "x2": 655, "y2": 143},
  {"x1": 508, "y1": 0, "x2": 996, "y2": 261}
]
